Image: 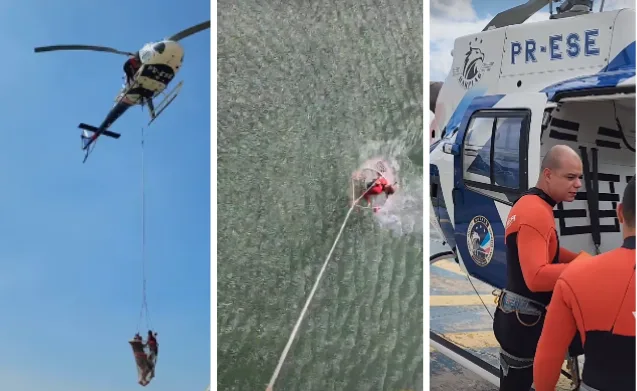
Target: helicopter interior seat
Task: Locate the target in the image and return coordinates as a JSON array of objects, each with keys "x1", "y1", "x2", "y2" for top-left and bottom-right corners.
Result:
[{"x1": 539, "y1": 96, "x2": 635, "y2": 256}]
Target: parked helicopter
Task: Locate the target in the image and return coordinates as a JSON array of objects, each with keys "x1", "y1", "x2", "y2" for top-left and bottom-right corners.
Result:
[
  {"x1": 34, "y1": 20, "x2": 211, "y2": 162},
  {"x1": 429, "y1": 0, "x2": 635, "y2": 387}
]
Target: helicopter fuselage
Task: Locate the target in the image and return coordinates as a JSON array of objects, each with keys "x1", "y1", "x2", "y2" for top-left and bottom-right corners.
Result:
[
  {"x1": 430, "y1": 8, "x2": 636, "y2": 289},
  {"x1": 97, "y1": 40, "x2": 185, "y2": 131}
]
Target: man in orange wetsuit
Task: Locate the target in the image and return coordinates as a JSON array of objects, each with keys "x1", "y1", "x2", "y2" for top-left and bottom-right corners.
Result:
[
  {"x1": 493, "y1": 145, "x2": 583, "y2": 390},
  {"x1": 534, "y1": 176, "x2": 636, "y2": 391},
  {"x1": 363, "y1": 175, "x2": 396, "y2": 212}
]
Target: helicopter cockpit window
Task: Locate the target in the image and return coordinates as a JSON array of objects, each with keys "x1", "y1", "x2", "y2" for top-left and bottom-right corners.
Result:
[
  {"x1": 140, "y1": 50, "x2": 152, "y2": 62},
  {"x1": 153, "y1": 42, "x2": 166, "y2": 54}
]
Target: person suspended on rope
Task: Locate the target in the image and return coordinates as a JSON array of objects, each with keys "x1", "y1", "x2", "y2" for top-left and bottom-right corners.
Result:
[
  {"x1": 124, "y1": 53, "x2": 142, "y2": 88},
  {"x1": 142, "y1": 330, "x2": 159, "y2": 384},
  {"x1": 129, "y1": 333, "x2": 152, "y2": 386},
  {"x1": 361, "y1": 174, "x2": 396, "y2": 213},
  {"x1": 147, "y1": 330, "x2": 158, "y2": 356},
  {"x1": 146, "y1": 330, "x2": 158, "y2": 369}
]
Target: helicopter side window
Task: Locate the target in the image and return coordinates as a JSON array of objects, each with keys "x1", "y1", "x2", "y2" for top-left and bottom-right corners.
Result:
[
  {"x1": 492, "y1": 117, "x2": 523, "y2": 189},
  {"x1": 463, "y1": 117, "x2": 495, "y2": 186},
  {"x1": 462, "y1": 110, "x2": 530, "y2": 201}
]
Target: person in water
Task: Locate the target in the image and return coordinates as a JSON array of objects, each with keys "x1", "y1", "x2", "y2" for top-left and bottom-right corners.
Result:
[
  {"x1": 533, "y1": 176, "x2": 636, "y2": 391},
  {"x1": 493, "y1": 145, "x2": 583, "y2": 391},
  {"x1": 362, "y1": 175, "x2": 396, "y2": 212}
]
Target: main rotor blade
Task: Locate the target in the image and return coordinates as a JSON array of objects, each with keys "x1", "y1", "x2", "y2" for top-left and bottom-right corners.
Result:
[
  {"x1": 34, "y1": 45, "x2": 134, "y2": 56},
  {"x1": 166, "y1": 20, "x2": 211, "y2": 42}
]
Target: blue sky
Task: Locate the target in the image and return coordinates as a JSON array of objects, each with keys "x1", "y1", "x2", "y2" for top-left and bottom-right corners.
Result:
[
  {"x1": 430, "y1": 0, "x2": 634, "y2": 81},
  {"x1": 0, "y1": 1, "x2": 210, "y2": 390}
]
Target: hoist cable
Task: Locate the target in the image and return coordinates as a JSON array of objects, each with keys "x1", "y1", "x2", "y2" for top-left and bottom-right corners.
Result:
[{"x1": 137, "y1": 127, "x2": 152, "y2": 332}]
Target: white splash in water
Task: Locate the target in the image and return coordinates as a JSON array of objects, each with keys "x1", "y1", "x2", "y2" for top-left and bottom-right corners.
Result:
[
  {"x1": 374, "y1": 171, "x2": 423, "y2": 237},
  {"x1": 353, "y1": 144, "x2": 423, "y2": 238}
]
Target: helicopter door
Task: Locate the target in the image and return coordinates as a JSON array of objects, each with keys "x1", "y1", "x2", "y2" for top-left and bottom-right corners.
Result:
[{"x1": 444, "y1": 93, "x2": 548, "y2": 289}]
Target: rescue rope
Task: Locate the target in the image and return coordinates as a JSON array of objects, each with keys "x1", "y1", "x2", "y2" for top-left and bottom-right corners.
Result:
[
  {"x1": 265, "y1": 181, "x2": 377, "y2": 391},
  {"x1": 467, "y1": 274, "x2": 494, "y2": 320},
  {"x1": 137, "y1": 127, "x2": 152, "y2": 332}
]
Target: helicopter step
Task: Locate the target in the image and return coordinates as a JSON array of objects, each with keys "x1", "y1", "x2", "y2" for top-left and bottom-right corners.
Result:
[
  {"x1": 78, "y1": 123, "x2": 121, "y2": 140},
  {"x1": 148, "y1": 80, "x2": 183, "y2": 126}
]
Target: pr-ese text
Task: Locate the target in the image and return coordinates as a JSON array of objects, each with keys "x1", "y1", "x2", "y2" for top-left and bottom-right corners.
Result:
[{"x1": 511, "y1": 29, "x2": 600, "y2": 64}]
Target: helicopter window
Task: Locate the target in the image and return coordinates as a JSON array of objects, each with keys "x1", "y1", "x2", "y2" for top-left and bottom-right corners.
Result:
[
  {"x1": 140, "y1": 50, "x2": 152, "y2": 62},
  {"x1": 463, "y1": 117, "x2": 495, "y2": 186},
  {"x1": 492, "y1": 117, "x2": 523, "y2": 189},
  {"x1": 153, "y1": 42, "x2": 166, "y2": 54},
  {"x1": 462, "y1": 110, "x2": 530, "y2": 198}
]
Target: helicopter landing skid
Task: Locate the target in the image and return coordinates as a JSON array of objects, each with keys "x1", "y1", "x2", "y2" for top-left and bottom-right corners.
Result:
[{"x1": 148, "y1": 80, "x2": 183, "y2": 126}]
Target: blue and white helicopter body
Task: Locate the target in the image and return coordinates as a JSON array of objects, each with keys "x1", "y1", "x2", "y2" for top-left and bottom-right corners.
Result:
[{"x1": 429, "y1": 0, "x2": 635, "y2": 386}]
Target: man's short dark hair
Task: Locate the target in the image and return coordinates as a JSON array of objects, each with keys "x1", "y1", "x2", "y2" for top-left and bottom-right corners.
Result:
[{"x1": 622, "y1": 176, "x2": 635, "y2": 228}]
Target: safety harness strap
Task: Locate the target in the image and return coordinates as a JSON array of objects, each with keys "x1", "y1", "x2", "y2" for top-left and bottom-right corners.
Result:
[
  {"x1": 499, "y1": 348, "x2": 533, "y2": 376},
  {"x1": 497, "y1": 289, "x2": 546, "y2": 316}
]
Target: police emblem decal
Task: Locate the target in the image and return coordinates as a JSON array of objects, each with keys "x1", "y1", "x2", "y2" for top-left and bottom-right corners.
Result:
[
  {"x1": 453, "y1": 37, "x2": 494, "y2": 90},
  {"x1": 466, "y1": 215, "x2": 495, "y2": 267}
]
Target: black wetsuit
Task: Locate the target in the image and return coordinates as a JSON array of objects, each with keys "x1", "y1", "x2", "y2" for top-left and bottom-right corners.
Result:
[{"x1": 494, "y1": 188, "x2": 581, "y2": 390}]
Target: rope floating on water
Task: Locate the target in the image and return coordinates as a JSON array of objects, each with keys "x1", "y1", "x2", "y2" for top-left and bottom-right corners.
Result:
[{"x1": 266, "y1": 180, "x2": 378, "y2": 391}]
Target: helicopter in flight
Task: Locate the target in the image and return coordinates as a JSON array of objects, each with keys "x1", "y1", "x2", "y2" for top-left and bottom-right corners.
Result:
[
  {"x1": 430, "y1": 0, "x2": 635, "y2": 387},
  {"x1": 34, "y1": 20, "x2": 211, "y2": 163}
]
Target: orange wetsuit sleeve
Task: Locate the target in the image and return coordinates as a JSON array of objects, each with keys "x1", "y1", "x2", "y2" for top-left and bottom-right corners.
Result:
[
  {"x1": 517, "y1": 224, "x2": 569, "y2": 292},
  {"x1": 533, "y1": 279, "x2": 578, "y2": 391},
  {"x1": 558, "y1": 247, "x2": 579, "y2": 263}
]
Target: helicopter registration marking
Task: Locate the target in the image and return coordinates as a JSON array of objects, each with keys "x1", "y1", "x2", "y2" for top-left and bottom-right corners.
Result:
[
  {"x1": 146, "y1": 65, "x2": 174, "y2": 84},
  {"x1": 510, "y1": 28, "x2": 600, "y2": 65}
]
